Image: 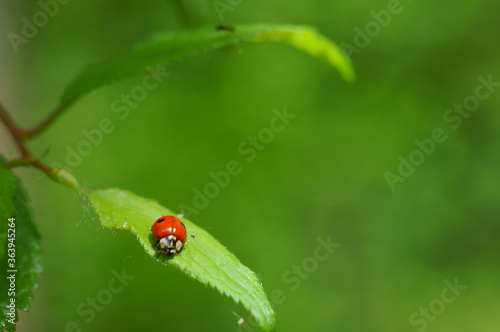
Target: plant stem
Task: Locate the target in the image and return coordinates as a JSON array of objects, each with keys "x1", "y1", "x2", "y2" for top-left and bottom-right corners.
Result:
[
  {"x1": 0, "y1": 101, "x2": 54, "y2": 175},
  {"x1": 1, "y1": 158, "x2": 37, "y2": 169},
  {"x1": 0, "y1": 102, "x2": 84, "y2": 192},
  {"x1": 0, "y1": 101, "x2": 30, "y2": 157}
]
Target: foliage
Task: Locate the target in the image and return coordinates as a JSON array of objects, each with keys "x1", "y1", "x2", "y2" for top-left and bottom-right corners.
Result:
[{"x1": 0, "y1": 21, "x2": 353, "y2": 331}]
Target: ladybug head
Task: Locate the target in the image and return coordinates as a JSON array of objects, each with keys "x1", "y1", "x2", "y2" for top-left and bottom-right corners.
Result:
[{"x1": 157, "y1": 235, "x2": 184, "y2": 255}]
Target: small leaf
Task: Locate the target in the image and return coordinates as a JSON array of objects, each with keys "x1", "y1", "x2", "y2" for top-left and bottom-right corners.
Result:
[
  {"x1": 0, "y1": 166, "x2": 43, "y2": 332},
  {"x1": 89, "y1": 188, "x2": 276, "y2": 332},
  {"x1": 61, "y1": 23, "x2": 354, "y2": 107}
]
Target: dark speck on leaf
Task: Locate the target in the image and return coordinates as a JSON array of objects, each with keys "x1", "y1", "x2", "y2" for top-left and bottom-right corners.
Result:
[{"x1": 216, "y1": 25, "x2": 235, "y2": 32}]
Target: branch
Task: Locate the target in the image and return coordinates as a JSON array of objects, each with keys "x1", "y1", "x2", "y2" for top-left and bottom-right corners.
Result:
[
  {"x1": 0, "y1": 101, "x2": 53, "y2": 175},
  {"x1": 0, "y1": 102, "x2": 84, "y2": 193}
]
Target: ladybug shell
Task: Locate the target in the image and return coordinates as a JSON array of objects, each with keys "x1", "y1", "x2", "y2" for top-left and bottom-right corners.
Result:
[{"x1": 151, "y1": 215, "x2": 187, "y2": 243}]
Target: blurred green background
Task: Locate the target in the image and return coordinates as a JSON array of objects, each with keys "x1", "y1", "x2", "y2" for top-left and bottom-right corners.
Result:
[{"x1": 2, "y1": 0, "x2": 500, "y2": 331}]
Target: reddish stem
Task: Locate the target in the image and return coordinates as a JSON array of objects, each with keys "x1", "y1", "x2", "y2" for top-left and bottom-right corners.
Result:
[{"x1": 0, "y1": 101, "x2": 54, "y2": 175}]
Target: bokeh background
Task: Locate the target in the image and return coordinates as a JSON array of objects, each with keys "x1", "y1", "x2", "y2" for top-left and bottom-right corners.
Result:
[{"x1": 1, "y1": 0, "x2": 500, "y2": 331}]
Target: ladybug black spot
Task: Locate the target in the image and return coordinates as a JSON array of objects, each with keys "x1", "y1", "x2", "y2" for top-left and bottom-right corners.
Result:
[{"x1": 157, "y1": 218, "x2": 165, "y2": 223}]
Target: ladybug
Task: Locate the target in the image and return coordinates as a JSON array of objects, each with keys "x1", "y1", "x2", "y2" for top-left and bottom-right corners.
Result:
[{"x1": 151, "y1": 215, "x2": 187, "y2": 256}]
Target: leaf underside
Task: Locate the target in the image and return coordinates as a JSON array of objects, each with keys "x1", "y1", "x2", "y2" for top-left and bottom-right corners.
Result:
[
  {"x1": 62, "y1": 23, "x2": 354, "y2": 107},
  {"x1": 89, "y1": 188, "x2": 276, "y2": 332}
]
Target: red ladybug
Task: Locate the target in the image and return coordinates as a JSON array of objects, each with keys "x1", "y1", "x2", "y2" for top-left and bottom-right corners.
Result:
[{"x1": 151, "y1": 215, "x2": 187, "y2": 256}]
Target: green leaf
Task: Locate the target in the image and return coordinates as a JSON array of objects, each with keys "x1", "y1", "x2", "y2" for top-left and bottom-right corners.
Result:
[
  {"x1": 89, "y1": 188, "x2": 276, "y2": 332},
  {"x1": 0, "y1": 167, "x2": 43, "y2": 332},
  {"x1": 0, "y1": 167, "x2": 17, "y2": 260},
  {"x1": 62, "y1": 23, "x2": 354, "y2": 107}
]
